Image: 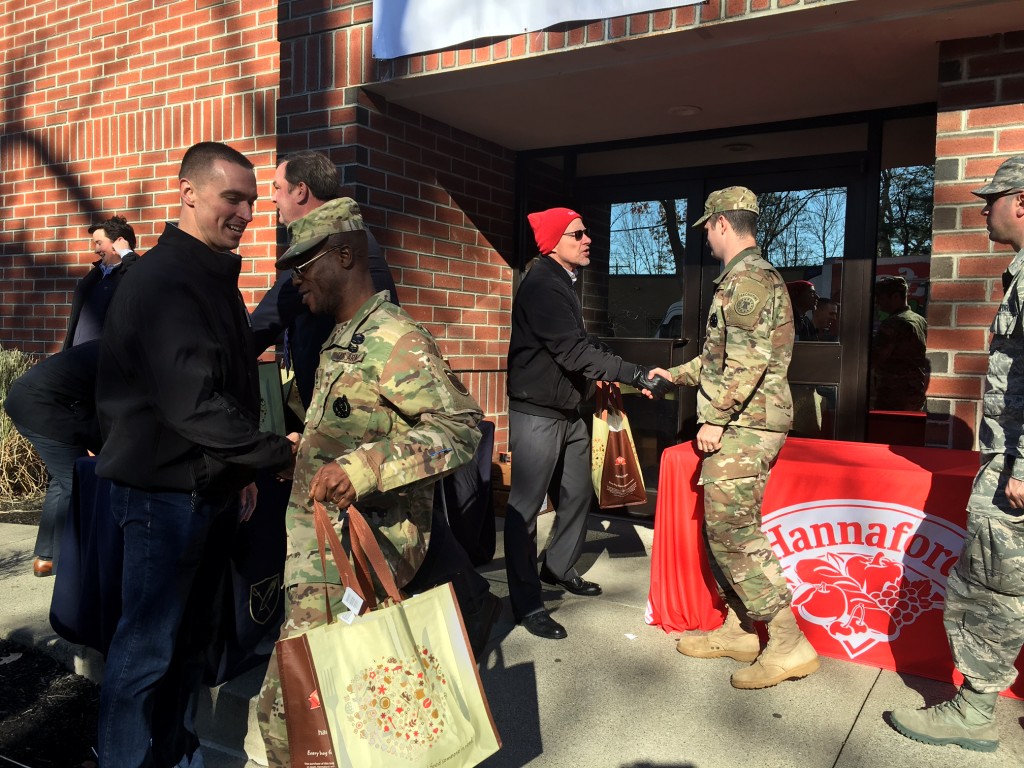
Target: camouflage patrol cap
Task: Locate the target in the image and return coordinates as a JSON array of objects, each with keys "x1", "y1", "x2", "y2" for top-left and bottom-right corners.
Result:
[
  {"x1": 694, "y1": 186, "x2": 759, "y2": 227},
  {"x1": 875, "y1": 274, "x2": 908, "y2": 295},
  {"x1": 275, "y1": 197, "x2": 365, "y2": 270},
  {"x1": 972, "y1": 155, "x2": 1024, "y2": 197}
]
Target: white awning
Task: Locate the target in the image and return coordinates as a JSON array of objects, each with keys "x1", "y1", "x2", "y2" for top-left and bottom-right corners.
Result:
[{"x1": 372, "y1": 0, "x2": 701, "y2": 60}]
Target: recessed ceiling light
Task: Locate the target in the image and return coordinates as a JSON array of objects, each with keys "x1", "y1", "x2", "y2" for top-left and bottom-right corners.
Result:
[{"x1": 667, "y1": 105, "x2": 702, "y2": 117}]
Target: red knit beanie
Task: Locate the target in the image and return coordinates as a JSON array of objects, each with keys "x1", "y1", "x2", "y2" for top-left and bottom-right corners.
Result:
[{"x1": 527, "y1": 207, "x2": 582, "y2": 255}]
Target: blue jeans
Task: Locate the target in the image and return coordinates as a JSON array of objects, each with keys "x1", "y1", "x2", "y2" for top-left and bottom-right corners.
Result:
[
  {"x1": 16, "y1": 425, "x2": 87, "y2": 565},
  {"x1": 98, "y1": 483, "x2": 238, "y2": 768}
]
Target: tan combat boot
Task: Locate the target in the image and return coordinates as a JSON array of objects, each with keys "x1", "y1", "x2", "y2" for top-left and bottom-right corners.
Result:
[
  {"x1": 890, "y1": 687, "x2": 999, "y2": 752},
  {"x1": 730, "y1": 608, "x2": 819, "y2": 689},
  {"x1": 676, "y1": 608, "x2": 760, "y2": 662}
]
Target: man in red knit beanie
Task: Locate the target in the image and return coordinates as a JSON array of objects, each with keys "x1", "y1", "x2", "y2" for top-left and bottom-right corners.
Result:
[{"x1": 504, "y1": 206, "x2": 671, "y2": 640}]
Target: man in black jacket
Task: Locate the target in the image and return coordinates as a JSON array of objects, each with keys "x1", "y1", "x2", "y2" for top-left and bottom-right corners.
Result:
[
  {"x1": 505, "y1": 207, "x2": 670, "y2": 640},
  {"x1": 64, "y1": 214, "x2": 139, "y2": 349},
  {"x1": 95, "y1": 142, "x2": 298, "y2": 768}
]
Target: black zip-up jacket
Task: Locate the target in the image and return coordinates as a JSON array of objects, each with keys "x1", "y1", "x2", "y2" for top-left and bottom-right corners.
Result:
[
  {"x1": 96, "y1": 223, "x2": 292, "y2": 494},
  {"x1": 506, "y1": 255, "x2": 639, "y2": 419}
]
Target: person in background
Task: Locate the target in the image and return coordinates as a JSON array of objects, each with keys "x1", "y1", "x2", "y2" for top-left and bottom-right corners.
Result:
[
  {"x1": 658, "y1": 186, "x2": 819, "y2": 689},
  {"x1": 254, "y1": 198, "x2": 490, "y2": 765},
  {"x1": 251, "y1": 150, "x2": 398, "y2": 408},
  {"x1": 12, "y1": 215, "x2": 139, "y2": 578},
  {"x1": 811, "y1": 296, "x2": 839, "y2": 341},
  {"x1": 870, "y1": 274, "x2": 929, "y2": 411},
  {"x1": 94, "y1": 141, "x2": 298, "y2": 767},
  {"x1": 786, "y1": 280, "x2": 818, "y2": 341},
  {"x1": 3, "y1": 341, "x2": 101, "y2": 577},
  {"x1": 889, "y1": 155, "x2": 1024, "y2": 753},
  {"x1": 504, "y1": 206, "x2": 671, "y2": 641},
  {"x1": 64, "y1": 215, "x2": 139, "y2": 349}
]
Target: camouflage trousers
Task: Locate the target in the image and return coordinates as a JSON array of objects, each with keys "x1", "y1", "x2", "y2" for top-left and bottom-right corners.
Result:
[
  {"x1": 943, "y1": 453, "x2": 1024, "y2": 694},
  {"x1": 256, "y1": 582, "x2": 347, "y2": 768},
  {"x1": 700, "y1": 426, "x2": 791, "y2": 623}
]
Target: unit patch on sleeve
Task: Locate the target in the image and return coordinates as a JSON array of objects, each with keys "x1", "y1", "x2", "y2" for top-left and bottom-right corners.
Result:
[{"x1": 725, "y1": 278, "x2": 770, "y2": 330}]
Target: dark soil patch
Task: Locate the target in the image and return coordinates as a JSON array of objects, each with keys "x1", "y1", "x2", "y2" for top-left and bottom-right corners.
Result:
[{"x1": 0, "y1": 638, "x2": 99, "y2": 768}]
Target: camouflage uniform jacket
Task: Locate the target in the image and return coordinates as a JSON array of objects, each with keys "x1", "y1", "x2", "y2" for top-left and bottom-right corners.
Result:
[
  {"x1": 284, "y1": 292, "x2": 483, "y2": 590},
  {"x1": 667, "y1": 246, "x2": 794, "y2": 432},
  {"x1": 981, "y1": 246, "x2": 1024, "y2": 481},
  {"x1": 871, "y1": 307, "x2": 928, "y2": 411}
]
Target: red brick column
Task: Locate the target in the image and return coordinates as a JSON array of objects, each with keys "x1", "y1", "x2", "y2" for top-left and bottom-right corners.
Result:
[{"x1": 928, "y1": 32, "x2": 1024, "y2": 448}]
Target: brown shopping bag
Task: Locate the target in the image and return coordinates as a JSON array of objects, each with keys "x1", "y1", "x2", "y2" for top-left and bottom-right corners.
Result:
[
  {"x1": 591, "y1": 381, "x2": 647, "y2": 508},
  {"x1": 277, "y1": 500, "x2": 501, "y2": 768}
]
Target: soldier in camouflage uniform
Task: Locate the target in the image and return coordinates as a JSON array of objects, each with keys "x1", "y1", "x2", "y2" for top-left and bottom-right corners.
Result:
[
  {"x1": 653, "y1": 187, "x2": 820, "y2": 689},
  {"x1": 891, "y1": 156, "x2": 1024, "y2": 752},
  {"x1": 870, "y1": 274, "x2": 929, "y2": 411},
  {"x1": 253, "y1": 198, "x2": 485, "y2": 766}
]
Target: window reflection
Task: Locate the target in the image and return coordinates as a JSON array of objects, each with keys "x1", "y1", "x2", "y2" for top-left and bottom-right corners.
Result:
[
  {"x1": 790, "y1": 383, "x2": 837, "y2": 439},
  {"x1": 606, "y1": 199, "x2": 687, "y2": 338},
  {"x1": 760, "y1": 188, "x2": 846, "y2": 344}
]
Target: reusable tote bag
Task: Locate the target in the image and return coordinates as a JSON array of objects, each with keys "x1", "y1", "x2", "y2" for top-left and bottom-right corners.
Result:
[
  {"x1": 276, "y1": 501, "x2": 501, "y2": 768},
  {"x1": 591, "y1": 381, "x2": 647, "y2": 507}
]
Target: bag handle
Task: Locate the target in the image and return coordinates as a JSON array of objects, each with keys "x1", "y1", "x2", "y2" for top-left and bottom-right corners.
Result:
[
  {"x1": 310, "y1": 499, "x2": 405, "y2": 620},
  {"x1": 312, "y1": 499, "x2": 364, "y2": 623},
  {"x1": 595, "y1": 380, "x2": 624, "y2": 417},
  {"x1": 347, "y1": 506, "x2": 404, "y2": 606}
]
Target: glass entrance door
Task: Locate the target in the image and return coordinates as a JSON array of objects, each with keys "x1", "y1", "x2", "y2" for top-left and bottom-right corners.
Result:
[{"x1": 698, "y1": 159, "x2": 872, "y2": 442}]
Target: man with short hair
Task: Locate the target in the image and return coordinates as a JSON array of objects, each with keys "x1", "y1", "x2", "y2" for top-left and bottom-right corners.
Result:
[
  {"x1": 255, "y1": 198, "x2": 486, "y2": 765},
  {"x1": 889, "y1": 155, "x2": 1024, "y2": 752},
  {"x1": 811, "y1": 296, "x2": 839, "y2": 341},
  {"x1": 95, "y1": 141, "x2": 298, "y2": 767},
  {"x1": 786, "y1": 280, "x2": 818, "y2": 341},
  {"x1": 254, "y1": 151, "x2": 398, "y2": 407},
  {"x1": 664, "y1": 187, "x2": 819, "y2": 689},
  {"x1": 871, "y1": 274, "x2": 929, "y2": 411},
  {"x1": 64, "y1": 214, "x2": 139, "y2": 349},
  {"x1": 504, "y1": 207, "x2": 671, "y2": 640}
]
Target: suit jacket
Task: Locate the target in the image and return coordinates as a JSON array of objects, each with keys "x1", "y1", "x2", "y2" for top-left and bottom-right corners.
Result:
[{"x1": 63, "y1": 252, "x2": 139, "y2": 349}]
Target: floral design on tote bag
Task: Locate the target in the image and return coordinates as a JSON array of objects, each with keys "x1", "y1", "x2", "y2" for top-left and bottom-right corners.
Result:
[{"x1": 345, "y1": 648, "x2": 451, "y2": 758}]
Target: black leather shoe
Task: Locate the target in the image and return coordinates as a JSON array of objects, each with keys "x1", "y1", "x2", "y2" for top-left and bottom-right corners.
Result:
[
  {"x1": 540, "y1": 568, "x2": 602, "y2": 596},
  {"x1": 521, "y1": 610, "x2": 567, "y2": 640}
]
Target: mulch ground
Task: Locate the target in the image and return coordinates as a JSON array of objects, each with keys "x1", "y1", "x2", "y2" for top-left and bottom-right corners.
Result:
[
  {"x1": 0, "y1": 638, "x2": 99, "y2": 768},
  {"x1": 0, "y1": 504, "x2": 100, "y2": 768}
]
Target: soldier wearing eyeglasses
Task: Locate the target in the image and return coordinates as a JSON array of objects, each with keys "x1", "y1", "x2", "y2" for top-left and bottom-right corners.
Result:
[{"x1": 254, "y1": 198, "x2": 490, "y2": 766}]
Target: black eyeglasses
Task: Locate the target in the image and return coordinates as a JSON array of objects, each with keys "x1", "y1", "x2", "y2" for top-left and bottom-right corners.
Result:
[
  {"x1": 562, "y1": 228, "x2": 589, "y2": 241},
  {"x1": 292, "y1": 245, "x2": 341, "y2": 279}
]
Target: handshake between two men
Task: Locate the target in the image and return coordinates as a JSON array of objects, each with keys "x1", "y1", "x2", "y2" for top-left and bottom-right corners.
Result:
[{"x1": 630, "y1": 366, "x2": 676, "y2": 399}]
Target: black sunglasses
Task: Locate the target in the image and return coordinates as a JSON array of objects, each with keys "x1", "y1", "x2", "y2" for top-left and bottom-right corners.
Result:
[{"x1": 562, "y1": 228, "x2": 589, "y2": 241}]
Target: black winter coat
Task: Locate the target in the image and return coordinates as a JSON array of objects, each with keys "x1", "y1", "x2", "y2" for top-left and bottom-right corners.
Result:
[
  {"x1": 506, "y1": 255, "x2": 638, "y2": 419},
  {"x1": 96, "y1": 223, "x2": 292, "y2": 494}
]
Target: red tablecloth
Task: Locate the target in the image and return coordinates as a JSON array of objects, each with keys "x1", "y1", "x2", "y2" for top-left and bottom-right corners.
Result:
[{"x1": 646, "y1": 437, "x2": 1024, "y2": 699}]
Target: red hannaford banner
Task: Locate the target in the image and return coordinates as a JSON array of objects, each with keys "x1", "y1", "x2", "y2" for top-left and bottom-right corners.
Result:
[{"x1": 646, "y1": 439, "x2": 1024, "y2": 700}]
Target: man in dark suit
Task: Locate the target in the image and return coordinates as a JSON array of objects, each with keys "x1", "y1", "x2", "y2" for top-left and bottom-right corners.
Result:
[
  {"x1": 251, "y1": 151, "x2": 398, "y2": 407},
  {"x1": 64, "y1": 215, "x2": 139, "y2": 349}
]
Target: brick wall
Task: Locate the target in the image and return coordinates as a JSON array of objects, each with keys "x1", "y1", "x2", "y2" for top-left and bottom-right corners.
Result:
[
  {"x1": 0, "y1": 0, "x2": 280, "y2": 354},
  {"x1": 928, "y1": 32, "x2": 1024, "y2": 448},
  {"x1": 276, "y1": 1, "x2": 516, "y2": 446}
]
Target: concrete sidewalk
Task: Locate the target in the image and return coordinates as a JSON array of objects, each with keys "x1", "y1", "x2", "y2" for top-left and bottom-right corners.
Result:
[{"x1": 2, "y1": 514, "x2": 1022, "y2": 767}]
